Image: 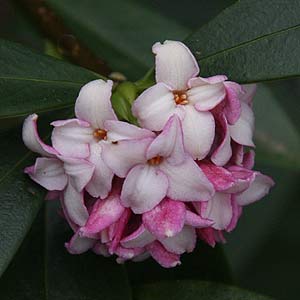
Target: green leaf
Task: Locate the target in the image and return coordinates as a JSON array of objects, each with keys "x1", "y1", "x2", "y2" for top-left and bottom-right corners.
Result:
[
  {"x1": 46, "y1": 0, "x2": 190, "y2": 79},
  {"x1": 185, "y1": 0, "x2": 300, "y2": 83},
  {"x1": 135, "y1": 280, "x2": 273, "y2": 300},
  {"x1": 0, "y1": 202, "x2": 132, "y2": 299},
  {"x1": 0, "y1": 39, "x2": 101, "y2": 120},
  {"x1": 254, "y1": 83, "x2": 300, "y2": 170}
]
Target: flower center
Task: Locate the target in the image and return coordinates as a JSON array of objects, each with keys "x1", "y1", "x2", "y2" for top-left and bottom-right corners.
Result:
[
  {"x1": 173, "y1": 91, "x2": 189, "y2": 105},
  {"x1": 147, "y1": 156, "x2": 163, "y2": 166},
  {"x1": 93, "y1": 128, "x2": 107, "y2": 141}
]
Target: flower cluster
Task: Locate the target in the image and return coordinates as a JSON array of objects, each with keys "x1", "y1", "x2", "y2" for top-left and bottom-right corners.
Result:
[{"x1": 23, "y1": 41, "x2": 274, "y2": 268}]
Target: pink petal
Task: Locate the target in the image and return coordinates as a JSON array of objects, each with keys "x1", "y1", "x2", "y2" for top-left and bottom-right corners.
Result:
[
  {"x1": 235, "y1": 173, "x2": 274, "y2": 206},
  {"x1": 226, "y1": 198, "x2": 242, "y2": 232},
  {"x1": 225, "y1": 166, "x2": 255, "y2": 193},
  {"x1": 60, "y1": 156, "x2": 95, "y2": 192},
  {"x1": 199, "y1": 161, "x2": 235, "y2": 192},
  {"x1": 201, "y1": 193, "x2": 232, "y2": 230},
  {"x1": 80, "y1": 194, "x2": 124, "y2": 237},
  {"x1": 160, "y1": 225, "x2": 196, "y2": 254},
  {"x1": 188, "y1": 76, "x2": 226, "y2": 111},
  {"x1": 51, "y1": 118, "x2": 93, "y2": 158},
  {"x1": 22, "y1": 114, "x2": 58, "y2": 157},
  {"x1": 63, "y1": 183, "x2": 89, "y2": 226},
  {"x1": 229, "y1": 142, "x2": 244, "y2": 166},
  {"x1": 65, "y1": 231, "x2": 95, "y2": 254},
  {"x1": 101, "y1": 138, "x2": 152, "y2": 178},
  {"x1": 121, "y1": 164, "x2": 168, "y2": 214},
  {"x1": 93, "y1": 243, "x2": 110, "y2": 257},
  {"x1": 115, "y1": 246, "x2": 145, "y2": 260},
  {"x1": 211, "y1": 112, "x2": 232, "y2": 166},
  {"x1": 181, "y1": 105, "x2": 215, "y2": 160},
  {"x1": 24, "y1": 157, "x2": 67, "y2": 191},
  {"x1": 75, "y1": 79, "x2": 117, "y2": 129},
  {"x1": 132, "y1": 82, "x2": 176, "y2": 131},
  {"x1": 160, "y1": 157, "x2": 214, "y2": 202},
  {"x1": 229, "y1": 102, "x2": 255, "y2": 147},
  {"x1": 153, "y1": 40, "x2": 199, "y2": 90},
  {"x1": 147, "y1": 241, "x2": 181, "y2": 268},
  {"x1": 224, "y1": 82, "x2": 242, "y2": 125},
  {"x1": 85, "y1": 143, "x2": 113, "y2": 198},
  {"x1": 242, "y1": 150, "x2": 255, "y2": 170},
  {"x1": 240, "y1": 84, "x2": 257, "y2": 105},
  {"x1": 146, "y1": 115, "x2": 185, "y2": 165},
  {"x1": 185, "y1": 210, "x2": 214, "y2": 228},
  {"x1": 105, "y1": 120, "x2": 155, "y2": 141},
  {"x1": 198, "y1": 227, "x2": 217, "y2": 247},
  {"x1": 143, "y1": 198, "x2": 186, "y2": 238},
  {"x1": 121, "y1": 224, "x2": 155, "y2": 248}
]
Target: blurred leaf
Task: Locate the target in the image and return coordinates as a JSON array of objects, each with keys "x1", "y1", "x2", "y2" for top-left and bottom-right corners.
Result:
[
  {"x1": 0, "y1": 202, "x2": 133, "y2": 299},
  {"x1": 254, "y1": 84, "x2": 300, "y2": 170},
  {"x1": 185, "y1": 0, "x2": 300, "y2": 83},
  {"x1": 46, "y1": 0, "x2": 190, "y2": 79},
  {"x1": 0, "y1": 39, "x2": 101, "y2": 120},
  {"x1": 135, "y1": 280, "x2": 273, "y2": 300}
]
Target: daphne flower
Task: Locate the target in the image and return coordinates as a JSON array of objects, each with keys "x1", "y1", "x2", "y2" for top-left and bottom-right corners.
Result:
[
  {"x1": 51, "y1": 79, "x2": 154, "y2": 199},
  {"x1": 132, "y1": 40, "x2": 241, "y2": 160}
]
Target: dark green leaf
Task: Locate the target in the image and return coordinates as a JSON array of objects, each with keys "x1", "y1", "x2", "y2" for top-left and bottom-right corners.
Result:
[
  {"x1": 135, "y1": 280, "x2": 273, "y2": 300},
  {"x1": 46, "y1": 0, "x2": 190, "y2": 79},
  {"x1": 185, "y1": 0, "x2": 300, "y2": 83},
  {"x1": 0, "y1": 39, "x2": 101, "y2": 120},
  {"x1": 0, "y1": 202, "x2": 133, "y2": 299}
]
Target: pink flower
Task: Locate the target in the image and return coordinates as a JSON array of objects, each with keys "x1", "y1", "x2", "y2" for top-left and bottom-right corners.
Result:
[
  {"x1": 132, "y1": 40, "x2": 241, "y2": 160},
  {"x1": 104, "y1": 115, "x2": 214, "y2": 214}
]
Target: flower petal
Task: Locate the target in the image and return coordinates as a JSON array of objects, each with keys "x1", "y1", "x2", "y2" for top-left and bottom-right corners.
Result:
[
  {"x1": 160, "y1": 157, "x2": 214, "y2": 202},
  {"x1": 147, "y1": 241, "x2": 181, "y2": 268},
  {"x1": 121, "y1": 224, "x2": 155, "y2": 248},
  {"x1": 143, "y1": 198, "x2": 186, "y2": 239},
  {"x1": 181, "y1": 105, "x2": 215, "y2": 160},
  {"x1": 201, "y1": 193, "x2": 232, "y2": 230},
  {"x1": 60, "y1": 156, "x2": 95, "y2": 192},
  {"x1": 224, "y1": 82, "x2": 242, "y2": 125},
  {"x1": 65, "y1": 231, "x2": 95, "y2": 254},
  {"x1": 85, "y1": 143, "x2": 113, "y2": 198},
  {"x1": 146, "y1": 115, "x2": 185, "y2": 165},
  {"x1": 24, "y1": 157, "x2": 67, "y2": 191},
  {"x1": 80, "y1": 194, "x2": 124, "y2": 237},
  {"x1": 121, "y1": 164, "x2": 168, "y2": 213},
  {"x1": 51, "y1": 119, "x2": 93, "y2": 158},
  {"x1": 132, "y1": 82, "x2": 176, "y2": 131},
  {"x1": 101, "y1": 138, "x2": 152, "y2": 178},
  {"x1": 160, "y1": 225, "x2": 196, "y2": 254},
  {"x1": 229, "y1": 102, "x2": 255, "y2": 147},
  {"x1": 226, "y1": 199, "x2": 242, "y2": 232},
  {"x1": 241, "y1": 84, "x2": 257, "y2": 105},
  {"x1": 63, "y1": 183, "x2": 89, "y2": 226},
  {"x1": 153, "y1": 40, "x2": 199, "y2": 90},
  {"x1": 105, "y1": 120, "x2": 155, "y2": 141},
  {"x1": 75, "y1": 79, "x2": 117, "y2": 129},
  {"x1": 185, "y1": 210, "x2": 214, "y2": 228},
  {"x1": 235, "y1": 173, "x2": 274, "y2": 206},
  {"x1": 22, "y1": 114, "x2": 58, "y2": 157},
  {"x1": 188, "y1": 76, "x2": 226, "y2": 111}
]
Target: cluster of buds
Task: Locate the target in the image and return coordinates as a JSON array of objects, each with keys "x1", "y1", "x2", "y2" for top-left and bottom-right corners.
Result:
[{"x1": 23, "y1": 41, "x2": 274, "y2": 268}]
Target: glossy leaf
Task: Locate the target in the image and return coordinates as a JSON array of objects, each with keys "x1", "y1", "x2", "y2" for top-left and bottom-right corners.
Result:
[
  {"x1": 46, "y1": 0, "x2": 190, "y2": 79},
  {"x1": 185, "y1": 0, "x2": 300, "y2": 83},
  {"x1": 135, "y1": 280, "x2": 273, "y2": 300},
  {"x1": 0, "y1": 202, "x2": 133, "y2": 300},
  {"x1": 0, "y1": 39, "x2": 101, "y2": 120}
]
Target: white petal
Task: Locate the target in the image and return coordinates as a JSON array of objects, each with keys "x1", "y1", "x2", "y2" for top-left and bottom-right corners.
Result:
[
  {"x1": 229, "y1": 102, "x2": 255, "y2": 147},
  {"x1": 121, "y1": 225, "x2": 155, "y2": 248},
  {"x1": 85, "y1": 143, "x2": 114, "y2": 198},
  {"x1": 121, "y1": 164, "x2": 168, "y2": 213},
  {"x1": 160, "y1": 226, "x2": 196, "y2": 254},
  {"x1": 182, "y1": 105, "x2": 215, "y2": 160},
  {"x1": 51, "y1": 119, "x2": 93, "y2": 158},
  {"x1": 101, "y1": 138, "x2": 152, "y2": 178},
  {"x1": 153, "y1": 40, "x2": 199, "y2": 90},
  {"x1": 65, "y1": 231, "x2": 95, "y2": 254},
  {"x1": 132, "y1": 82, "x2": 176, "y2": 131},
  {"x1": 75, "y1": 79, "x2": 117, "y2": 129},
  {"x1": 202, "y1": 193, "x2": 232, "y2": 230},
  {"x1": 22, "y1": 114, "x2": 58, "y2": 157},
  {"x1": 24, "y1": 157, "x2": 67, "y2": 191},
  {"x1": 160, "y1": 157, "x2": 214, "y2": 202},
  {"x1": 63, "y1": 183, "x2": 89, "y2": 226}
]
